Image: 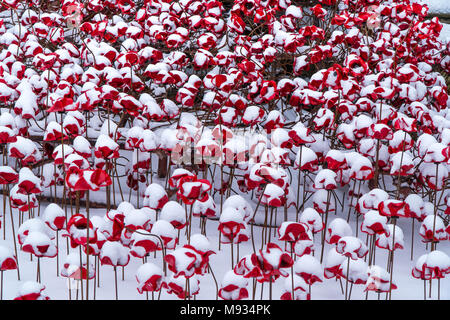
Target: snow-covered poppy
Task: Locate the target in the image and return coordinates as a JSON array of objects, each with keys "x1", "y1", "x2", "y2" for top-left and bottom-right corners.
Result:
[
  {"x1": 65, "y1": 167, "x2": 112, "y2": 191},
  {"x1": 299, "y1": 208, "x2": 324, "y2": 234},
  {"x1": 326, "y1": 218, "x2": 352, "y2": 244},
  {"x1": 253, "y1": 243, "x2": 294, "y2": 282},
  {"x1": 313, "y1": 189, "x2": 335, "y2": 215},
  {"x1": 63, "y1": 213, "x2": 97, "y2": 248},
  {"x1": 0, "y1": 245, "x2": 17, "y2": 271},
  {"x1": 0, "y1": 166, "x2": 18, "y2": 185},
  {"x1": 18, "y1": 218, "x2": 54, "y2": 245},
  {"x1": 100, "y1": 241, "x2": 130, "y2": 267},
  {"x1": 340, "y1": 258, "x2": 368, "y2": 285},
  {"x1": 168, "y1": 169, "x2": 196, "y2": 189},
  {"x1": 14, "y1": 282, "x2": 49, "y2": 300},
  {"x1": 264, "y1": 110, "x2": 284, "y2": 133},
  {"x1": 365, "y1": 265, "x2": 397, "y2": 293},
  {"x1": 360, "y1": 210, "x2": 389, "y2": 236},
  {"x1": 324, "y1": 150, "x2": 347, "y2": 171},
  {"x1": 10, "y1": 184, "x2": 38, "y2": 212},
  {"x1": 151, "y1": 220, "x2": 178, "y2": 250},
  {"x1": 43, "y1": 203, "x2": 66, "y2": 231},
  {"x1": 17, "y1": 167, "x2": 42, "y2": 195},
  {"x1": 419, "y1": 215, "x2": 448, "y2": 243},
  {"x1": 336, "y1": 236, "x2": 368, "y2": 260},
  {"x1": 143, "y1": 183, "x2": 169, "y2": 210},
  {"x1": 177, "y1": 177, "x2": 212, "y2": 205},
  {"x1": 165, "y1": 274, "x2": 200, "y2": 299},
  {"x1": 294, "y1": 146, "x2": 318, "y2": 172},
  {"x1": 412, "y1": 251, "x2": 450, "y2": 280},
  {"x1": 261, "y1": 183, "x2": 286, "y2": 207},
  {"x1": 160, "y1": 201, "x2": 187, "y2": 230},
  {"x1": 219, "y1": 270, "x2": 249, "y2": 300},
  {"x1": 376, "y1": 224, "x2": 404, "y2": 251},
  {"x1": 94, "y1": 134, "x2": 120, "y2": 159},
  {"x1": 324, "y1": 247, "x2": 346, "y2": 279},
  {"x1": 378, "y1": 200, "x2": 409, "y2": 218},
  {"x1": 123, "y1": 208, "x2": 155, "y2": 239},
  {"x1": 22, "y1": 231, "x2": 57, "y2": 258},
  {"x1": 280, "y1": 274, "x2": 310, "y2": 300},
  {"x1": 61, "y1": 252, "x2": 95, "y2": 281},
  {"x1": 294, "y1": 254, "x2": 323, "y2": 285},
  {"x1": 193, "y1": 194, "x2": 217, "y2": 218},
  {"x1": 136, "y1": 262, "x2": 165, "y2": 294},
  {"x1": 165, "y1": 246, "x2": 202, "y2": 279},
  {"x1": 313, "y1": 169, "x2": 337, "y2": 190},
  {"x1": 277, "y1": 221, "x2": 311, "y2": 243},
  {"x1": 289, "y1": 122, "x2": 315, "y2": 146},
  {"x1": 219, "y1": 207, "x2": 245, "y2": 243}
]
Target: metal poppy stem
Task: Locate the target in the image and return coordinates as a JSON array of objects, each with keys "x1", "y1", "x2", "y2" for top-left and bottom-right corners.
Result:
[
  {"x1": 86, "y1": 189, "x2": 90, "y2": 300},
  {"x1": 411, "y1": 218, "x2": 415, "y2": 260},
  {"x1": 429, "y1": 278, "x2": 432, "y2": 298},
  {"x1": 345, "y1": 256, "x2": 350, "y2": 300},
  {"x1": 36, "y1": 257, "x2": 40, "y2": 283},
  {"x1": 114, "y1": 266, "x2": 118, "y2": 300},
  {"x1": 56, "y1": 230, "x2": 59, "y2": 276},
  {"x1": 290, "y1": 242, "x2": 295, "y2": 300},
  {"x1": 320, "y1": 190, "x2": 331, "y2": 263},
  {"x1": 227, "y1": 167, "x2": 235, "y2": 199},
  {"x1": 1, "y1": 270, "x2": 3, "y2": 300},
  {"x1": 268, "y1": 207, "x2": 274, "y2": 243},
  {"x1": 250, "y1": 184, "x2": 266, "y2": 254},
  {"x1": 302, "y1": 172, "x2": 307, "y2": 213},
  {"x1": 106, "y1": 159, "x2": 111, "y2": 211},
  {"x1": 372, "y1": 234, "x2": 377, "y2": 265},
  {"x1": 8, "y1": 189, "x2": 20, "y2": 280},
  {"x1": 97, "y1": 256, "x2": 101, "y2": 288},
  {"x1": 346, "y1": 180, "x2": 357, "y2": 222},
  {"x1": 296, "y1": 147, "x2": 303, "y2": 220},
  {"x1": 78, "y1": 246, "x2": 84, "y2": 300},
  {"x1": 68, "y1": 276, "x2": 71, "y2": 300},
  {"x1": 188, "y1": 204, "x2": 193, "y2": 244},
  {"x1": 220, "y1": 164, "x2": 224, "y2": 216},
  {"x1": 230, "y1": 232, "x2": 234, "y2": 269},
  {"x1": 114, "y1": 161, "x2": 124, "y2": 202},
  {"x1": 261, "y1": 205, "x2": 268, "y2": 250},
  {"x1": 431, "y1": 163, "x2": 439, "y2": 252},
  {"x1": 269, "y1": 276, "x2": 272, "y2": 300},
  {"x1": 438, "y1": 278, "x2": 440, "y2": 300},
  {"x1": 93, "y1": 257, "x2": 97, "y2": 300},
  {"x1": 388, "y1": 217, "x2": 397, "y2": 300},
  {"x1": 136, "y1": 150, "x2": 140, "y2": 208},
  {"x1": 354, "y1": 180, "x2": 362, "y2": 236},
  {"x1": 207, "y1": 263, "x2": 219, "y2": 300},
  {"x1": 348, "y1": 283, "x2": 353, "y2": 300},
  {"x1": 3, "y1": 185, "x2": 6, "y2": 240},
  {"x1": 424, "y1": 279, "x2": 426, "y2": 300},
  {"x1": 338, "y1": 277, "x2": 344, "y2": 295}
]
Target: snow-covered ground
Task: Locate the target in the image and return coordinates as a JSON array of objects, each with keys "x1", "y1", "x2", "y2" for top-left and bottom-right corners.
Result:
[
  {"x1": 421, "y1": 0, "x2": 450, "y2": 15},
  {"x1": 0, "y1": 0, "x2": 449, "y2": 302},
  {"x1": 440, "y1": 23, "x2": 450, "y2": 42},
  {"x1": 1, "y1": 170, "x2": 448, "y2": 300}
]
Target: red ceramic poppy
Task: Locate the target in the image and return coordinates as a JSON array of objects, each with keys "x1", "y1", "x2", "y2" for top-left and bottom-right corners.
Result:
[
  {"x1": 136, "y1": 263, "x2": 165, "y2": 294},
  {"x1": 277, "y1": 221, "x2": 310, "y2": 243},
  {"x1": 63, "y1": 213, "x2": 97, "y2": 248},
  {"x1": 0, "y1": 166, "x2": 18, "y2": 184},
  {"x1": 14, "y1": 282, "x2": 50, "y2": 300}
]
